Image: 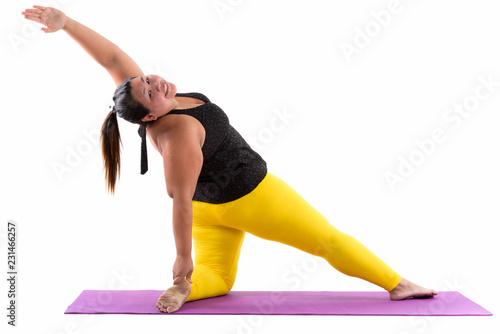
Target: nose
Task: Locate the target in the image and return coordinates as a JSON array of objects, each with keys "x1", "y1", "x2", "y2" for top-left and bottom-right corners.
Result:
[{"x1": 155, "y1": 80, "x2": 162, "y2": 92}]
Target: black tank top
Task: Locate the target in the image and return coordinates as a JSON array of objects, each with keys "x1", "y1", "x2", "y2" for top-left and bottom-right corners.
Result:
[{"x1": 167, "y1": 92, "x2": 267, "y2": 204}]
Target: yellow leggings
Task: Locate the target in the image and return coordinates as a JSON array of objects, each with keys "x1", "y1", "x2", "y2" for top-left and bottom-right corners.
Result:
[{"x1": 186, "y1": 173, "x2": 402, "y2": 302}]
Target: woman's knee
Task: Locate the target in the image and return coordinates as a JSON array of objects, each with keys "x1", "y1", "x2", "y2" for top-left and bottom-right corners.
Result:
[{"x1": 221, "y1": 276, "x2": 236, "y2": 294}]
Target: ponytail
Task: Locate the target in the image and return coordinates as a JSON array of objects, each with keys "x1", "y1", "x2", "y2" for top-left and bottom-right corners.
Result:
[
  {"x1": 101, "y1": 77, "x2": 151, "y2": 194},
  {"x1": 100, "y1": 108, "x2": 122, "y2": 195}
]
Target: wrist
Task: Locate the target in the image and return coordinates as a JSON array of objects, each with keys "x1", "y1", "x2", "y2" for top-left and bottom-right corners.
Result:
[{"x1": 62, "y1": 16, "x2": 73, "y2": 31}]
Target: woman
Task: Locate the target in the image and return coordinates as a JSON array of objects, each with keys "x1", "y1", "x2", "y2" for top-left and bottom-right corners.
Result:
[{"x1": 22, "y1": 5, "x2": 437, "y2": 313}]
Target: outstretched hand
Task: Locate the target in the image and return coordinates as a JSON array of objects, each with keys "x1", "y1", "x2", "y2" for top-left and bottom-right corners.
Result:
[{"x1": 21, "y1": 5, "x2": 67, "y2": 33}]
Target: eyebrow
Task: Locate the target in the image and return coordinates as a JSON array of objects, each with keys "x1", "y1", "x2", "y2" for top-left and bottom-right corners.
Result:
[{"x1": 140, "y1": 76, "x2": 145, "y2": 101}]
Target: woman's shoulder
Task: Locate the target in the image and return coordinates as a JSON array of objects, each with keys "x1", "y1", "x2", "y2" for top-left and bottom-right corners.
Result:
[{"x1": 146, "y1": 110, "x2": 206, "y2": 156}]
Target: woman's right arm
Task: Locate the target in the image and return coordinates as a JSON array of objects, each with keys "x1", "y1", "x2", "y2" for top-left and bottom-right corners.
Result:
[
  {"x1": 157, "y1": 121, "x2": 204, "y2": 285},
  {"x1": 22, "y1": 5, "x2": 143, "y2": 86}
]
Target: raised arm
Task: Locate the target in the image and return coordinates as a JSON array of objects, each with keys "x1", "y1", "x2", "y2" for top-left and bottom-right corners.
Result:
[
  {"x1": 22, "y1": 5, "x2": 143, "y2": 86},
  {"x1": 158, "y1": 123, "x2": 204, "y2": 285}
]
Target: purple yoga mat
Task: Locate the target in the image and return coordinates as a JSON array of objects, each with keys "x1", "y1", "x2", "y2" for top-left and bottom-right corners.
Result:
[{"x1": 64, "y1": 290, "x2": 492, "y2": 316}]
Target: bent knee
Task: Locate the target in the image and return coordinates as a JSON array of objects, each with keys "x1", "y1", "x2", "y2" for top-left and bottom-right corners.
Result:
[{"x1": 221, "y1": 277, "x2": 235, "y2": 294}]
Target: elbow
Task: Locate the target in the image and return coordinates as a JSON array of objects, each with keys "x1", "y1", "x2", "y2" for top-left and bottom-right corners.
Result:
[
  {"x1": 103, "y1": 44, "x2": 121, "y2": 69},
  {"x1": 167, "y1": 188, "x2": 194, "y2": 203},
  {"x1": 171, "y1": 193, "x2": 194, "y2": 215},
  {"x1": 167, "y1": 189, "x2": 174, "y2": 199},
  {"x1": 166, "y1": 184, "x2": 175, "y2": 199}
]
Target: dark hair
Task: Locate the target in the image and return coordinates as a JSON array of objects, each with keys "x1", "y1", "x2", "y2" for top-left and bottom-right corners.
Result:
[{"x1": 100, "y1": 77, "x2": 150, "y2": 195}]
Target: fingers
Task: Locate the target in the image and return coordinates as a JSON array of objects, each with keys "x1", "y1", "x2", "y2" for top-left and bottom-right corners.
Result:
[
  {"x1": 21, "y1": 7, "x2": 55, "y2": 33},
  {"x1": 21, "y1": 8, "x2": 43, "y2": 24},
  {"x1": 21, "y1": 6, "x2": 50, "y2": 22},
  {"x1": 22, "y1": 8, "x2": 42, "y2": 13},
  {"x1": 173, "y1": 274, "x2": 193, "y2": 285},
  {"x1": 22, "y1": 15, "x2": 43, "y2": 25},
  {"x1": 22, "y1": 10, "x2": 42, "y2": 16},
  {"x1": 21, "y1": 7, "x2": 43, "y2": 21}
]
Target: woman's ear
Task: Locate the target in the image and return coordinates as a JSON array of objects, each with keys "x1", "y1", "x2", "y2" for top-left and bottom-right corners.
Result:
[{"x1": 142, "y1": 114, "x2": 157, "y2": 122}]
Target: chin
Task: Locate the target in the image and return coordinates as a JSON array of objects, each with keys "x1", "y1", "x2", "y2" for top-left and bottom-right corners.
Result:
[{"x1": 169, "y1": 82, "x2": 177, "y2": 96}]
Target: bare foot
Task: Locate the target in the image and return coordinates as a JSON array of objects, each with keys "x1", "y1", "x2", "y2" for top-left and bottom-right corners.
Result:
[
  {"x1": 389, "y1": 277, "x2": 438, "y2": 300},
  {"x1": 156, "y1": 278, "x2": 192, "y2": 313}
]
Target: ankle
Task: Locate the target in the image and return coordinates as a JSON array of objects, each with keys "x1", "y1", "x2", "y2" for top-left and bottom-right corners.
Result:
[{"x1": 391, "y1": 278, "x2": 409, "y2": 291}]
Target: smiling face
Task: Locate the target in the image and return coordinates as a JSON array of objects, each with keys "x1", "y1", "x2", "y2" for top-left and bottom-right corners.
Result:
[{"x1": 130, "y1": 75, "x2": 178, "y2": 122}]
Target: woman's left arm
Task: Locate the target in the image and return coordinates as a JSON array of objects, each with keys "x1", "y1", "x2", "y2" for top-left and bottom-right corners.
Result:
[{"x1": 22, "y1": 5, "x2": 144, "y2": 86}]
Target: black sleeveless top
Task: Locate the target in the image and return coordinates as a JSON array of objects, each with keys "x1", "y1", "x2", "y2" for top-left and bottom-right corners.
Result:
[{"x1": 167, "y1": 92, "x2": 267, "y2": 204}]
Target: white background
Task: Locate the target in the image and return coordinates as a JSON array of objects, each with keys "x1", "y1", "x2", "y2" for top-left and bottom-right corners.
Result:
[{"x1": 1, "y1": 0, "x2": 499, "y2": 333}]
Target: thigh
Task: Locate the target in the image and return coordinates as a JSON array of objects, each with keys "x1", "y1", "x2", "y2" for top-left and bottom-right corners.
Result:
[
  {"x1": 191, "y1": 207, "x2": 246, "y2": 277},
  {"x1": 220, "y1": 173, "x2": 340, "y2": 256}
]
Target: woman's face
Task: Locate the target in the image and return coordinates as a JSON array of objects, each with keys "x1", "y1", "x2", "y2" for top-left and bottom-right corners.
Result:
[{"x1": 130, "y1": 74, "x2": 178, "y2": 121}]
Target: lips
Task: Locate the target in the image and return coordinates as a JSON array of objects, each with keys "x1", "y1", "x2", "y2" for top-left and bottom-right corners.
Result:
[{"x1": 164, "y1": 82, "x2": 169, "y2": 97}]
